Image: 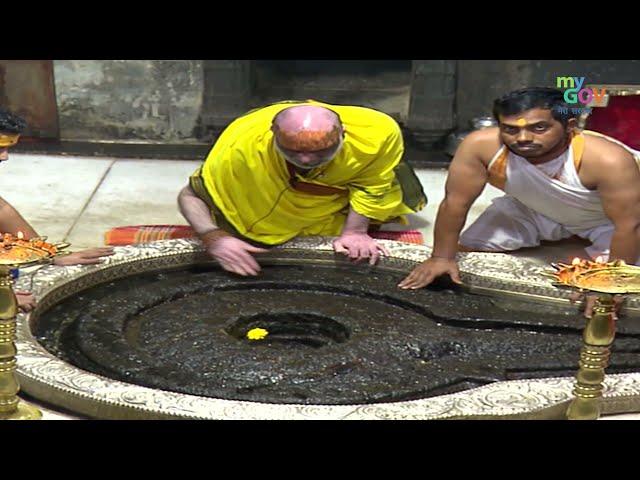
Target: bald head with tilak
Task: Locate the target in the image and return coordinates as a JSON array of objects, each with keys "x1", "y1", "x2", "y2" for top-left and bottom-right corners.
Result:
[{"x1": 271, "y1": 105, "x2": 345, "y2": 169}]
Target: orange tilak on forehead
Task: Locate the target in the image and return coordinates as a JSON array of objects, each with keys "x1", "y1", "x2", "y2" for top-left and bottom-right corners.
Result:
[
  {"x1": 276, "y1": 127, "x2": 341, "y2": 151},
  {"x1": 516, "y1": 118, "x2": 527, "y2": 127}
]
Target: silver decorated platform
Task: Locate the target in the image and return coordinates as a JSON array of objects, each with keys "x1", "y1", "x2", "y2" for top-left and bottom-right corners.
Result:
[{"x1": 14, "y1": 237, "x2": 640, "y2": 419}]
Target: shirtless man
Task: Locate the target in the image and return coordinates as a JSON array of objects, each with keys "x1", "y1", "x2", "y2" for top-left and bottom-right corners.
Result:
[{"x1": 399, "y1": 87, "x2": 640, "y2": 318}]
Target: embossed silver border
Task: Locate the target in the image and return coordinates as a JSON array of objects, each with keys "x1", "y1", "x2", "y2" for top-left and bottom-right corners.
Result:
[{"x1": 14, "y1": 238, "x2": 640, "y2": 419}]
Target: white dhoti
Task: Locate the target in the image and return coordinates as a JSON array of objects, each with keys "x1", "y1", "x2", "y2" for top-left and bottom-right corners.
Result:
[{"x1": 460, "y1": 195, "x2": 619, "y2": 261}]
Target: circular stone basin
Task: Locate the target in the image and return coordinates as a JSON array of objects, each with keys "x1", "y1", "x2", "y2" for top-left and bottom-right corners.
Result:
[{"x1": 34, "y1": 260, "x2": 640, "y2": 406}]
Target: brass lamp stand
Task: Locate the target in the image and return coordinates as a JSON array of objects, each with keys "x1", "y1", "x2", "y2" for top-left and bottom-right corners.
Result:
[
  {"x1": 549, "y1": 258, "x2": 640, "y2": 420},
  {"x1": 0, "y1": 236, "x2": 69, "y2": 420}
]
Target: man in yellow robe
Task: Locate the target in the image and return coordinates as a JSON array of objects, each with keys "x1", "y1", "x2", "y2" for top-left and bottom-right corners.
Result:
[{"x1": 178, "y1": 100, "x2": 426, "y2": 276}]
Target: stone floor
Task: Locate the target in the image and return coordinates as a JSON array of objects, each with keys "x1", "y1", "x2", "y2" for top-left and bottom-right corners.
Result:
[{"x1": 3, "y1": 152, "x2": 636, "y2": 420}]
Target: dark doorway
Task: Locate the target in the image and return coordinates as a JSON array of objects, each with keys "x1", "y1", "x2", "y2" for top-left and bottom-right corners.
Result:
[{"x1": 251, "y1": 60, "x2": 412, "y2": 121}]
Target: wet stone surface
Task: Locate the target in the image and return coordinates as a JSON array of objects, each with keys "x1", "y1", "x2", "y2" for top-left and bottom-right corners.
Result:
[{"x1": 34, "y1": 262, "x2": 640, "y2": 405}]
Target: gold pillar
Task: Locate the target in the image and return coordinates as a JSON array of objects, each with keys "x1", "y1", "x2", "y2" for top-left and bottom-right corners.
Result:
[
  {"x1": 566, "y1": 294, "x2": 616, "y2": 420},
  {"x1": 0, "y1": 265, "x2": 41, "y2": 420}
]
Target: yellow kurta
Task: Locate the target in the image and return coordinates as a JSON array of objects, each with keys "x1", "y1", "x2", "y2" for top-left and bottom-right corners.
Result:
[{"x1": 190, "y1": 100, "x2": 426, "y2": 246}]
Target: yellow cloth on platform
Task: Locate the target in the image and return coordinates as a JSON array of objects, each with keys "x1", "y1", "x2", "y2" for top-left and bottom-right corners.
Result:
[{"x1": 191, "y1": 100, "x2": 425, "y2": 246}]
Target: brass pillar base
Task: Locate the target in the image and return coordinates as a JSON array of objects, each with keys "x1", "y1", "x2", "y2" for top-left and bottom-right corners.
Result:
[
  {"x1": 0, "y1": 400, "x2": 42, "y2": 420},
  {"x1": 567, "y1": 396, "x2": 600, "y2": 420}
]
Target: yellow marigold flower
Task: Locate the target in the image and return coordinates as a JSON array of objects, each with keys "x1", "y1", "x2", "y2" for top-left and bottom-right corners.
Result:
[{"x1": 247, "y1": 328, "x2": 269, "y2": 340}]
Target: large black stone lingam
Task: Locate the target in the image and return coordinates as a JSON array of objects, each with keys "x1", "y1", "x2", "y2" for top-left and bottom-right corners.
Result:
[{"x1": 34, "y1": 259, "x2": 640, "y2": 405}]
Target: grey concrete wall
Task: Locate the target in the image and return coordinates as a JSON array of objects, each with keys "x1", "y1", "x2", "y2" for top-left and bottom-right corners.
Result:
[
  {"x1": 53, "y1": 60, "x2": 203, "y2": 142},
  {"x1": 51, "y1": 60, "x2": 640, "y2": 145},
  {"x1": 456, "y1": 60, "x2": 640, "y2": 130},
  {"x1": 456, "y1": 60, "x2": 535, "y2": 129}
]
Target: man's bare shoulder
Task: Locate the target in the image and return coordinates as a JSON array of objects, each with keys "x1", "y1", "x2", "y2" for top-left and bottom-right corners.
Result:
[
  {"x1": 583, "y1": 133, "x2": 636, "y2": 170},
  {"x1": 457, "y1": 127, "x2": 503, "y2": 165}
]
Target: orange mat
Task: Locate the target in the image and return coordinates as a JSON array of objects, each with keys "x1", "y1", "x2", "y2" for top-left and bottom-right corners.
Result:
[{"x1": 105, "y1": 225, "x2": 424, "y2": 246}]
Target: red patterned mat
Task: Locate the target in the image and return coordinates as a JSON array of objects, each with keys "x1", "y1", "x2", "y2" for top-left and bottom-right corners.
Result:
[{"x1": 105, "y1": 225, "x2": 424, "y2": 246}]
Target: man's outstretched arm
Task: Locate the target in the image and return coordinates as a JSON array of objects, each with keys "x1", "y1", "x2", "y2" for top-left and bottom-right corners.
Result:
[
  {"x1": 572, "y1": 145, "x2": 640, "y2": 320},
  {"x1": 177, "y1": 184, "x2": 268, "y2": 276},
  {"x1": 0, "y1": 196, "x2": 38, "y2": 238},
  {"x1": 333, "y1": 206, "x2": 390, "y2": 265},
  {"x1": 177, "y1": 185, "x2": 219, "y2": 235},
  {"x1": 399, "y1": 132, "x2": 490, "y2": 289},
  {"x1": 597, "y1": 151, "x2": 640, "y2": 264}
]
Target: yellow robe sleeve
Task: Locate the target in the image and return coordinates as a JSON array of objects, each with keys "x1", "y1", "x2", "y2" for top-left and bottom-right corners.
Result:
[{"x1": 347, "y1": 124, "x2": 415, "y2": 222}]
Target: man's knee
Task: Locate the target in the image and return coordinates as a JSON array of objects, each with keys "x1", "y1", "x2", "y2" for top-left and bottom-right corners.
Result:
[
  {"x1": 460, "y1": 209, "x2": 541, "y2": 252},
  {"x1": 459, "y1": 218, "x2": 533, "y2": 251},
  {"x1": 457, "y1": 243, "x2": 512, "y2": 253},
  {"x1": 458, "y1": 234, "x2": 534, "y2": 253}
]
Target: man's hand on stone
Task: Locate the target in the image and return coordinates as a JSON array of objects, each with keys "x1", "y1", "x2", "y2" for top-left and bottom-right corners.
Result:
[
  {"x1": 53, "y1": 247, "x2": 115, "y2": 266},
  {"x1": 569, "y1": 291, "x2": 625, "y2": 320},
  {"x1": 333, "y1": 232, "x2": 389, "y2": 265},
  {"x1": 398, "y1": 257, "x2": 462, "y2": 290},
  {"x1": 201, "y1": 230, "x2": 268, "y2": 276},
  {"x1": 15, "y1": 290, "x2": 36, "y2": 313}
]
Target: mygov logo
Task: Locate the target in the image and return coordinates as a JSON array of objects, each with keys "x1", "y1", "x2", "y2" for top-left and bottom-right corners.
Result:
[{"x1": 556, "y1": 77, "x2": 607, "y2": 105}]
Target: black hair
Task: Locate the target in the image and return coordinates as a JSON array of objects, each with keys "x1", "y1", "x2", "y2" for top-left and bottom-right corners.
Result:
[
  {"x1": 493, "y1": 87, "x2": 575, "y2": 126},
  {"x1": 0, "y1": 109, "x2": 27, "y2": 134}
]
